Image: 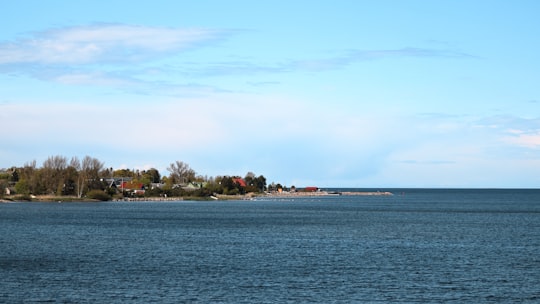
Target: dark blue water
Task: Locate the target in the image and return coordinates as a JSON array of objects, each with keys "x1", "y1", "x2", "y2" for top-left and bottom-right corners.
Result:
[{"x1": 1, "y1": 189, "x2": 539, "y2": 303}]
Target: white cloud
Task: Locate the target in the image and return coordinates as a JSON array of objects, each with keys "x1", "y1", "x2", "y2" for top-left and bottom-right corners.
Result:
[
  {"x1": 0, "y1": 24, "x2": 234, "y2": 97},
  {"x1": 503, "y1": 131, "x2": 540, "y2": 149},
  {"x1": 0, "y1": 24, "x2": 224, "y2": 65},
  {"x1": 473, "y1": 116, "x2": 540, "y2": 150}
]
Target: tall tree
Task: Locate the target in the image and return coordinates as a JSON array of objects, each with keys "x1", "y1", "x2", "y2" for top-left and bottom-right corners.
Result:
[
  {"x1": 255, "y1": 175, "x2": 267, "y2": 192},
  {"x1": 16, "y1": 160, "x2": 42, "y2": 195},
  {"x1": 0, "y1": 179, "x2": 7, "y2": 199},
  {"x1": 167, "y1": 161, "x2": 196, "y2": 184},
  {"x1": 70, "y1": 157, "x2": 84, "y2": 198},
  {"x1": 244, "y1": 172, "x2": 267, "y2": 192},
  {"x1": 141, "y1": 168, "x2": 161, "y2": 184},
  {"x1": 71, "y1": 156, "x2": 105, "y2": 198},
  {"x1": 82, "y1": 156, "x2": 104, "y2": 193},
  {"x1": 42, "y1": 155, "x2": 68, "y2": 195}
]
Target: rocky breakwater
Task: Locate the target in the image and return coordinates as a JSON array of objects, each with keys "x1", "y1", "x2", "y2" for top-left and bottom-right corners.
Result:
[
  {"x1": 267, "y1": 190, "x2": 392, "y2": 197},
  {"x1": 340, "y1": 191, "x2": 393, "y2": 196}
]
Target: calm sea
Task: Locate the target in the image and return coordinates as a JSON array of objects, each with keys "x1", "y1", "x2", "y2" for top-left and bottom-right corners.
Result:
[{"x1": 1, "y1": 189, "x2": 539, "y2": 303}]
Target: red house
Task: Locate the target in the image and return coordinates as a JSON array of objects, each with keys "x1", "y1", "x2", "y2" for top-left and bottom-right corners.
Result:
[
  {"x1": 120, "y1": 181, "x2": 145, "y2": 195},
  {"x1": 233, "y1": 178, "x2": 247, "y2": 187},
  {"x1": 120, "y1": 181, "x2": 144, "y2": 190}
]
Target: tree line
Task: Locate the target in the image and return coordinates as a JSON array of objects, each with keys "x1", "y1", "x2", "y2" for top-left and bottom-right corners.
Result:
[{"x1": 0, "y1": 156, "x2": 267, "y2": 201}]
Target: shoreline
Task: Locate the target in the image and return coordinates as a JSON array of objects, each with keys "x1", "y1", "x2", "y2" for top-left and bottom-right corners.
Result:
[{"x1": 0, "y1": 191, "x2": 393, "y2": 203}]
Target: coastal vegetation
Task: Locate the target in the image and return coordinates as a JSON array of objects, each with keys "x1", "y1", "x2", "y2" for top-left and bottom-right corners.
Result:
[{"x1": 0, "y1": 155, "x2": 268, "y2": 201}]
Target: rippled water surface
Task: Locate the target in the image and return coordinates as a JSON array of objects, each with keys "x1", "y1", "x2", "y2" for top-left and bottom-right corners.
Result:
[{"x1": 1, "y1": 189, "x2": 539, "y2": 303}]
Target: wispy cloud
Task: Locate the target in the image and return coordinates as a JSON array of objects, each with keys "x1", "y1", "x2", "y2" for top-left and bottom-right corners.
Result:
[
  {"x1": 0, "y1": 24, "x2": 225, "y2": 65},
  {"x1": 52, "y1": 70, "x2": 133, "y2": 86},
  {"x1": 0, "y1": 24, "x2": 476, "y2": 97},
  {"x1": 449, "y1": 114, "x2": 540, "y2": 153},
  {"x1": 503, "y1": 132, "x2": 540, "y2": 149},
  {"x1": 0, "y1": 24, "x2": 232, "y2": 96},
  {"x1": 396, "y1": 160, "x2": 456, "y2": 165},
  {"x1": 175, "y1": 47, "x2": 476, "y2": 76},
  {"x1": 291, "y1": 47, "x2": 475, "y2": 72},
  {"x1": 475, "y1": 115, "x2": 540, "y2": 132},
  {"x1": 353, "y1": 47, "x2": 475, "y2": 59}
]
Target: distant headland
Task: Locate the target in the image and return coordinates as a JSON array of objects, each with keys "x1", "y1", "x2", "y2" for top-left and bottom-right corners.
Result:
[{"x1": 1, "y1": 156, "x2": 392, "y2": 203}]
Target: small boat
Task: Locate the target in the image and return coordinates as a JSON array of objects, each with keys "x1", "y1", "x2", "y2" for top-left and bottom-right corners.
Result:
[{"x1": 327, "y1": 191, "x2": 342, "y2": 196}]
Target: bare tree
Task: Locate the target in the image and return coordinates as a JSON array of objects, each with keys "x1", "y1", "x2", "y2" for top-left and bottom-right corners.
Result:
[
  {"x1": 70, "y1": 156, "x2": 104, "y2": 198},
  {"x1": 167, "y1": 161, "x2": 196, "y2": 185},
  {"x1": 70, "y1": 157, "x2": 84, "y2": 198},
  {"x1": 82, "y1": 156, "x2": 103, "y2": 180},
  {"x1": 43, "y1": 155, "x2": 68, "y2": 171},
  {"x1": 70, "y1": 157, "x2": 81, "y2": 170},
  {"x1": 42, "y1": 155, "x2": 68, "y2": 195}
]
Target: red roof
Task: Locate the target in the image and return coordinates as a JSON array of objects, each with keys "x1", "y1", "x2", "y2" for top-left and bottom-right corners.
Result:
[
  {"x1": 121, "y1": 182, "x2": 144, "y2": 190},
  {"x1": 233, "y1": 178, "x2": 247, "y2": 187}
]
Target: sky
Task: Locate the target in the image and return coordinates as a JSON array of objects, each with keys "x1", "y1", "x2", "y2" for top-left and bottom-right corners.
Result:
[{"x1": 1, "y1": 1, "x2": 539, "y2": 188}]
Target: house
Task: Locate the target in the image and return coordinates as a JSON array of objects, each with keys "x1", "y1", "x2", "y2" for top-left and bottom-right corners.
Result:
[
  {"x1": 103, "y1": 177, "x2": 132, "y2": 188},
  {"x1": 233, "y1": 178, "x2": 246, "y2": 187},
  {"x1": 150, "y1": 183, "x2": 164, "y2": 190},
  {"x1": 120, "y1": 181, "x2": 145, "y2": 195},
  {"x1": 183, "y1": 182, "x2": 207, "y2": 191}
]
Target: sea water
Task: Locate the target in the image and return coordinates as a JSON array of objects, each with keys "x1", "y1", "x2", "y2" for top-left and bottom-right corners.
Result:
[{"x1": 1, "y1": 189, "x2": 539, "y2": 303}]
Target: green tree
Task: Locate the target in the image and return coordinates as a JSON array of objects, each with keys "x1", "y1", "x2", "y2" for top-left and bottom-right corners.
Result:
[
  {"x1": 10, "y1": 168, "x2": 19, "y2": 183},
  {"x1": 17, "y1": 161, "x2": 45, "y2": 195},
  {"x1": 244, "y1": 173, "x2": 267, "y2": 193},
  {"x1": 141, "y1": 168, "x2": 161, "y2": 184},
  {"x1": 255, "y1": 175, "x2": 267, "y2": 192},
  {"x1": 62, "y1": 165, "x2": 79, "y2": 196},
  {"x1": 15, "y1": 179, "x2": 30, "y2": 195},
  {"x1": 219, "y1": 176, "x2": 235, "y2": 194},
  {"x1": 0, "y1": 179, "x2": 7, "y2": 199},
  {"x1": 113, "y1": 168, "x2": 136, "y2": 178}
]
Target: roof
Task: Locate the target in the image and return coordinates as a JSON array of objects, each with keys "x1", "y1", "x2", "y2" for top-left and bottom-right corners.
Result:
[
  {"x1": 233, "y1": 178, "x2": 247, "y2": 187},
  {"x1": 120, "y1": 181, "x2": 144, "y2": 190}
]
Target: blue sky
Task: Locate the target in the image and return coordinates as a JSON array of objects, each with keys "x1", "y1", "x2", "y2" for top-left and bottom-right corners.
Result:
[{"x1": 1, "y1": 1, "x2": 539, "y2": 188}]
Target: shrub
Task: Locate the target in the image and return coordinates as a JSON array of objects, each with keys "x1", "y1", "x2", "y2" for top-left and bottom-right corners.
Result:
[
  {"x1": 14, "y1": 194, "x2": 32, "y2": 201},
  {"x1": 86, "y1": 190, "x2": 111, "y2": 201}
]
